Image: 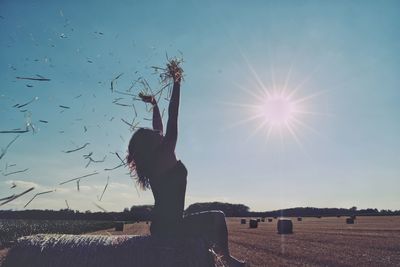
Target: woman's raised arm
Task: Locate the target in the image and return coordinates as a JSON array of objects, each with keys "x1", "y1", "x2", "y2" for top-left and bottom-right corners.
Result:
[
  {"x1": 164, "y1": 80, "x2": 180, "y2": 150},
  {"x1": 138, "y1": 93, "x2": 163, "y2": 133}
]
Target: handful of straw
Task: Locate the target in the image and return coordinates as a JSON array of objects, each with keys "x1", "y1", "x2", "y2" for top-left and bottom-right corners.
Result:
[{"x1": 153, "y1": 58, "x2": 184, "y2": 85}]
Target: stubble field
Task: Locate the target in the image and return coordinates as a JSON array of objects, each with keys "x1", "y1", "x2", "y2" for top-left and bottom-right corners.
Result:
[
  {"x1": 90, "y1": 216, "x2": 400, "y2": 266},
  {"x1": 1, "y1": 216, "x2": 400, "y2": 266},
  {"x1": 226, "y1": 216, "x2": 400, "y2": 266}
]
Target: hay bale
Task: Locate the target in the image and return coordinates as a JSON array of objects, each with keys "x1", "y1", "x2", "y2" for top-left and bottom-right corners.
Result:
[
  {"x1": 115, "y1": 222, "x2": 124, "y2": 231},
  {"x1": 346, "y1": 218, "x2": 354, "y2": 224},
  {"x1": 2, "y1": 234, "x2": 215, "y2": 267},
  {"x1": 240, "y1": 219, "x2": 246, "y2": 224},
  {"x1": 277, "y1": 218, "x2": 293, "y2": 234},
  {"x1": 297, "y1": 217, "x2": 302, "y2": 222},
  {"x1": 268, "y1": 218, "x2": 273, "y2": 222},
  {"x1": 249, "y1": 219, "x2": 258, "y2": 228}
]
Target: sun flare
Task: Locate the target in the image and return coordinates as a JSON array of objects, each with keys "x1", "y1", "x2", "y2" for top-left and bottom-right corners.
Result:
[
  {"x1": 258, "y1": 93, "x2": 296, "y2": 126},
  {"x1": 226, "y1": 62, "x2": 325, "y2": 148}
]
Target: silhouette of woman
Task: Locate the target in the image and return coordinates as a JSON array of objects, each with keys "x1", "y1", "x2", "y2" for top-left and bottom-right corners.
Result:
[{"x1": 127, "y1": 60, "x2": 244, "y2": 267}]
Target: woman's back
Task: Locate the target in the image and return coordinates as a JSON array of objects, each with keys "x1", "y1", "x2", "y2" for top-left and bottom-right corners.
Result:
[{"x1": 149, "y1": 160, "x2": 187, "y2": 238}]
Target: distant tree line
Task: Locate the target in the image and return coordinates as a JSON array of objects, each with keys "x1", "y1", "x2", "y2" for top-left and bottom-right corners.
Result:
[
  {"x1": 185, "y1": 203, "x2": 400, "y2": 217},
  {"x1": 0, "y1": 202, "x2": 399, "y2": 221}
]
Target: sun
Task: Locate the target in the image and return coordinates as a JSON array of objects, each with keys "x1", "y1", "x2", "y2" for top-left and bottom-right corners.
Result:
[
  {"x1": 258, "y1": 93, "x2": 296, "y2": 126},
  {"x1": 225, "y1": 62, "x2": 325, "y2": 148}
]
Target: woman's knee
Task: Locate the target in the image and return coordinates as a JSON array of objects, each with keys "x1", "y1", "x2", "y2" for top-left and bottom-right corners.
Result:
[{"x1": 208, "y1": 210, "x2": 226, "y2": 225}]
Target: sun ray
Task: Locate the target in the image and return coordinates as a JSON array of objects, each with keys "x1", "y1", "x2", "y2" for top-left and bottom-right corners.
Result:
[
  {"x1": 220, "y1": 101, "x2": 261, "y2": 109},
  {"x1": 292, "y1": 90, "x2": 329, "y2": 105},
  {"x1": 264, "y1": 125, "x2": 273, "y2": 145},
  {"x1": 245, "y1": 119, "x2": 269, "y2": 143},
  {"x1": 291, "y1": 117, "x2": 322, "y2": 137},
  {"x1": 282, "y1": 62, "x2": 294, "y2": 96},
  {"x1": 240, "y1": 52, "x2": 271, "y2": 98},
  {"x1": 286, "y1": 63, "x2": 322, "y2": 100},
  {"x1": 293, "y1": 110, "x2": 334, "y2": 117},
  {"x1": 223, "y1": 113, "x2": 265, "y2": 130},
  {"x1": 232, "y1": 81, "x2": 267, "y2": 102},
  {"x1": 285, "y1": 121, "x2": 306, "y2": 152}
]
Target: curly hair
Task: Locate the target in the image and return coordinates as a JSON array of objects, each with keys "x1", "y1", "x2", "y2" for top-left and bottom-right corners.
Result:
[{"x1": 127, "y1": 128, "x2": 160, "y2": 190}]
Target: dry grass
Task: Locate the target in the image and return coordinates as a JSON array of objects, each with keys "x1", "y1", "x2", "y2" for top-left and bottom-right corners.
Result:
[
  {"x1": 86, "y1": 217, "x2": 400, "y2": 266},
  {"x1": 227, "y1": 216, "x2": 400, "y2": 267},
  {"x1": 2, "y1": 217, "x2": 400, "y2": 266}
]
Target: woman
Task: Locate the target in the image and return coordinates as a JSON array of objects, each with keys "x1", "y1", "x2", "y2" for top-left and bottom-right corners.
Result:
[{"x1": 127, "y1": 61, "x2": 244, "y2": 267}]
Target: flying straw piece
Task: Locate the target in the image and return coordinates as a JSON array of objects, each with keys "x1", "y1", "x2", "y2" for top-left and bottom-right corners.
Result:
[
  {"x1": 114, "y1": 102, "x2": 132, "y2": 107},
  {"x1": 76, "y1": 179, "x2": 80, "y2": 191},
  {"x1": 59, "y1": 171, "x2": 99, "y2": 185},
  {"x1": 132, "y1": 103, "x2": 137, "y2": 117},
  {"x1": 115, "y1": 152, "x2": 126, "y2": 166},
  {"x1": 0, "y1": 129, "x2": 29, "y2": 134},
  {"x1": 110, "y1": 73, "x2": 123, "y2": 92},
  {"x1": 0, "y1": 194, "x2": 15, "y2": 202},
  {"x1": 114, "y1": 90, "x2": 135, "y2": 96},
  {"x1": 104, "y1": 163, "x2": 124, "y2": 171},
  {"x1": 59, "y1": 105, "x2": 71, "y2": 109},
  {"x1": 16, "y1": 76, "x2": 51, "y2": 81},
  {"x1": 3, "y1": 168, "x2": 29, "y2": 176},
  {"x1": 24, "y1": 190, "x2": 54, "y2": 208},
  {"x1": 0, "y1": 187, "x2": 35, "y2": 207},
  {"x1": 15, "y1": 96, "x2": 39, "y2": 109},
  {"x1": 98, "y1": 176, "x2": 109, "y2": 201},
  {"x1": 93, "y1": 202, "x2": 108, "y2": 212},
  {"x1": 83, "y1": 153, "x2": 106, "y2": 168},
  {"x1": 65, "y1": 200, "x2": 70, "y2": 209},
  {"x1": 63, "y1": 142, "x2": 90, "y2": 153},
  {"x1": 121, "y1": 118, "x2": 133, "y2": 127},
  {"x1": 0, "y1": 135, "x2": 20, "y2": 161}
]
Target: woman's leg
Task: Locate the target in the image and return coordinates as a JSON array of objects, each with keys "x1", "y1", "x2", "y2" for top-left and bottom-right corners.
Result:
[{"x1": 182, "y1": 210, "x2": 245, "y2": 266}]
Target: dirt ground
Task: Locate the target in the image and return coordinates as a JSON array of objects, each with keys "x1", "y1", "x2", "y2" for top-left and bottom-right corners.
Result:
[{"x1": 1, "y1": 216, "x2": 400, "y2": 266}]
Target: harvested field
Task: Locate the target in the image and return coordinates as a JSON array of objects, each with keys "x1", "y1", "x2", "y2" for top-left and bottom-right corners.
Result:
[
  {"x1": 1, "y1": 217, "x2": 400, "y2": 266},
  {"x1": 227, "y1": 216, "x2": 400, "y2": 266}
]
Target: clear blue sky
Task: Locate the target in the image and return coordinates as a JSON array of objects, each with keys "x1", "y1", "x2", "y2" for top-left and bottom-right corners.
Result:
[{"x1": 1, "y1": 0, "x2": 399, "y2": 212}]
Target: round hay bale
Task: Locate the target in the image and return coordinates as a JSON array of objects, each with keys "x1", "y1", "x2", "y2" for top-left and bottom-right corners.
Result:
[
  {"x1": 249, "y1": 219, "x2": 258, "y2": 228},
  {"x1": 115, "y1": 222, "x2": 124, "y2": 232},
  {"x1": 277, "y1": 218, "x2": 293, "y2": 234},
  {"x1": 2, "y1": 234, "x2": 215, "y2": 267},
  {"x1": 346, "y1": 218, "x2": 354, "y2": 224},
  {"x1": 268, "y1": 218, "x2": 273, "y2": 222},
  {"x1": 240, "y1": 219, "x2": 246, "y2": 224},
  {"x1": 297, "y1": 217, "x2": 302, "y2": 222}
]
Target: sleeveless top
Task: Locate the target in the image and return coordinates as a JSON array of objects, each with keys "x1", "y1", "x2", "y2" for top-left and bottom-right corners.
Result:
[{"x1": 149, "y1": 160, "x2": 187, "y2": 238}]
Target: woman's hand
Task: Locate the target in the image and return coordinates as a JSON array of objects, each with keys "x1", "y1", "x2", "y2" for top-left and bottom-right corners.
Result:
[{"x1": 139, "y1": 93, "x2": 156, "y2": 105}]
